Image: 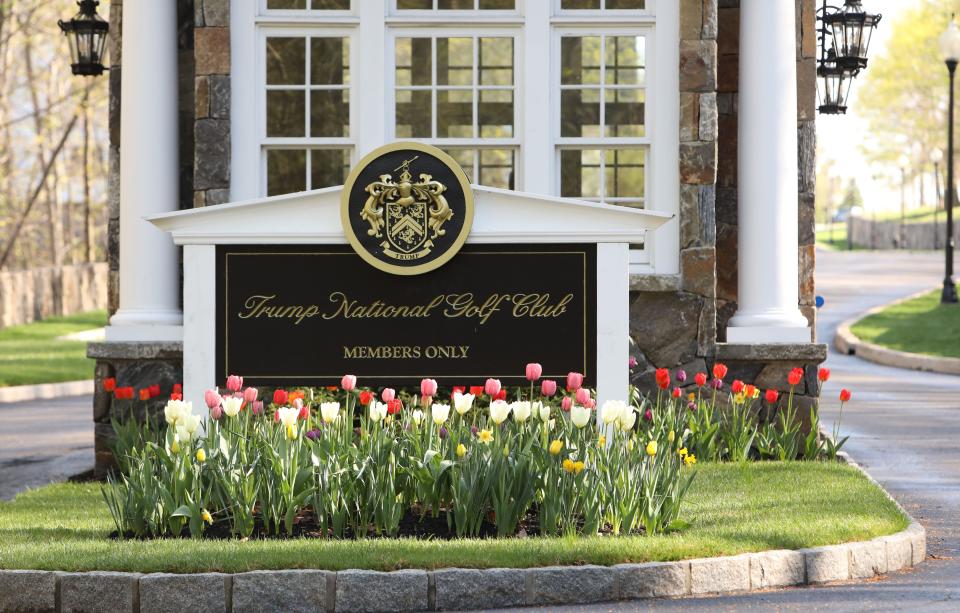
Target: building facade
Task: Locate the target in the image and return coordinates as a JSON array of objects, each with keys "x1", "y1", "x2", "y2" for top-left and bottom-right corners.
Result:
[{"x1": 91, "y1": 0, "x2": 825, "y2": 472}]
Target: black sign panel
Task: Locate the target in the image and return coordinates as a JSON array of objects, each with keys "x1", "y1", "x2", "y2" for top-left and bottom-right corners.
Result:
[{"x1": 215, "y1": 244, "x2": 597, "y2": 387}]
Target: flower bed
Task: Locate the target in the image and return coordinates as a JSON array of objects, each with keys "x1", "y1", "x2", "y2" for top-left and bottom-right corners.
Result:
[{"x1": 101, "y1": 363, "x2": 852, "y2": 541}]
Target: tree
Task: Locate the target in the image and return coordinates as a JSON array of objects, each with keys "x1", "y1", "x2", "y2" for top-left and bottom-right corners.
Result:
[
  {"x1": 840, "y1": 179, "x2": 863, "y2": 213},
  {"x1": 856, "y1": 0, "x2": 960, "y2": 179}
]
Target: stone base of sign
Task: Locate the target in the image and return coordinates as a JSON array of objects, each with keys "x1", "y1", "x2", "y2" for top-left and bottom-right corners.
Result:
[
  {"x1": 87, "y1": 341, "x2": 184, "y2": 477},
  {"x1": 0, "y1": 522, "x2": 925, "y2": 612}
]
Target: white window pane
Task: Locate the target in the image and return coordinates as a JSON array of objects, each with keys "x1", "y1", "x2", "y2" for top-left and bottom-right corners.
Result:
[
  {"x1": 266, "y1": 38, "x2": 305, "y2": 85},
  {"x1": 479, "y1": 37, "x2": 513, "y2": 85},
  {"x1": 605, "y1": 149, "x2": 645, "y2": 199},
  {"x1": 604, "y1": 88, "x2": 645, "y2": 137},
  {"x1": 395, "y1": 37, "x2": 432, "y2": 86},
  {"x1": 438, "y1": 89, "x2": 474, "y2": 137},
  {"x1": 605, "y1": 36, "x2": 644, "y2": 86},
  {"x1": 311, "y1": 38, "x2": 349, "y2": 85},
  {"x1": 560, "y1": 150, "x2": 601, "y2": 199},
  {"x1": 396, "y1": 89, "x2": 432, "y2": 137},
  {"x1": 479, "y1": 149, "x2": 514, "y2": 189},
  {"x1": 479, "y1": 89, "x2": 513, "y2": 137},
  {"x1": 266, "y1": 90, "x2": 305, "y2": 136},
  {"x1": 311, "y1": 148, "x2": 351, "y2": 188},
  {"x1": 310, "y1": 89, "x2": 350, "y2": 137},
  {"x1": 561, "y1": 89, "x2": 600, "y2": 137}
]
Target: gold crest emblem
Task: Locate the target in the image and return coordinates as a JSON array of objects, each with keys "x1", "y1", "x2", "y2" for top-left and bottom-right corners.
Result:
[{"x1": 341, "y1": 142, "x2": 474, "y2": 276}]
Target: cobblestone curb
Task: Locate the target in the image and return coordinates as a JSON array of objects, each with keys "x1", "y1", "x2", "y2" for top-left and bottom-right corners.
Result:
[{"x1": 834, "y1": 288, "x2": 960, "y2": 375}]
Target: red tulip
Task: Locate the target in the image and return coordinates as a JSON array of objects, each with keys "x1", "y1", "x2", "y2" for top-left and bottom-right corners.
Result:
[
  {"x1": 525, "y1": 363, "x2": 543, "y2": 382},
  {"x1": 243, "y1": 387, "x2": 259, "y2": 403},
  {"x1": 341, "y1": 374, "x2": 357, "y2": 391},
  {"x1": 671, "y1": 387, "x2": 682, "y2": 398},
  {"x1": 818, "y1": 367, "x2": 830, "y2": 382},
  {"x1": 381, "y1": 388, "x2": 396, "y2": 402},
  {"x1": 273, "y1": 389, "x2": 288, "y2": 405},
  {"x1": 788, "y1": 367, "x2": 804, "y2": 386},
  {"x1": 494, "y1": 388, "x2": 507, "y2": 401},
  {"x1": 469, "y1": 385, "x2": 484, "y2": 396},
  {"x1": 170, "y1": 392, "x2": 183, "y2": 401},
  {"x1": 452, "y1": 386, "x2": 466, "y2": 397},
  {"x1": 483, "y1": 378, "x2": 501, "y2": 397},
  {"x1": 173, "y1": 383, "x2": 182, "y2": 395},
  {"x1": 694, "y1": 372, "x2": 707, "y2": 387},
  {"x1": 561, "y1": 396, "x2": 573, "y2": 412},
  {"x1": 575, "y1": 387, "x2": 591, "y2": 405},
  {"x1": 765, "y1": 389, "x2": 779, "y2": 403},
  {"x1": 138, "y1": 388, "x2": 151, "y2": 401},
  {"x1": 566, "y1": 372, "x2": 584, "y2": 392},
  {"x1": 298, "y1": 402, "x2": 310, "y2": 420},
  {"x1": 103, "y1": 377, "x2": 116, "y2": 392},
  {"x1": 731, "y1": 380, "x2": 745, "y2": 394},
  {"x1": 839, "y1": 389, "x2": 852, "y2": 402},
  {"x1": 655, "y1": 368, "x2": 671, "y2": 390},
  {"x1": 712, "y1": 363, "x2": 728, "y2": 380},
  {"x1": 541, "y1": 380, "x2": 557, "y2": 397},
  {"x1": 745, "y1": 384, "x2": 756, "y2": 398},
  {"x1": 148, "y1": 384, "x2": 160, "y2": 398},
  {"x1": 421, "y1": 378, "x2": 438, "y2": 397},
  {"x1": 387, "y1": 399, "x2": 403, "y2": 415},
  {"x1": 226, "y1": 375, "x2": 243, "y2": 392}
]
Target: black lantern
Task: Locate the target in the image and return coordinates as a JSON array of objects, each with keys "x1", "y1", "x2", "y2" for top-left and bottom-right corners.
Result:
[
  {"x1": 58, "y1": 0, "x2": 109, "y2": 77},
  {"x1": 822, "y1": 0, "x2": 882, "y2": 72},
  {"x1": 817, "y1": 50, "x2": 855, "y2": 114}
]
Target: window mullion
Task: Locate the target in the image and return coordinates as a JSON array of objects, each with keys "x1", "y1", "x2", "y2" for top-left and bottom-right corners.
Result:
[{"x1": 472, "y1": 36, "x2": 479, "y2": 139}]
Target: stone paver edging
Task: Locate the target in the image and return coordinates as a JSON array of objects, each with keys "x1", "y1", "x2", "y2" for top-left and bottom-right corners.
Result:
[
  {"x1": 834, "y1": 287, "x2": 960, "y2": 375},
  {"x1": 0, "y1": 380, "x2": 93, "y2": 404}
]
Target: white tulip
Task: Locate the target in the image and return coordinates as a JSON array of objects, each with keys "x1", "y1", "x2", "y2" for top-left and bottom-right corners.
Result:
[
  {"x1": 164, "y1": 399, "x2": 189, "y2": 425},
  {"x1": 276, "y1": 406, "x2": 299, "y2": 428},
  {"x1": 222, "y1": 395, "x2": 243, "y2": 417},
  {"x1": 453, "y1": 392, "x2": 475, "y2": 415},
  {"x1": 320, "y1": 401, "x2": 340, "y2": 423},
  {"x1": 489, "y1": 400, "x2": 511, "y2": 425},
  {"x1": 370, "y1": 401, "x2": 388, "y2": 422},
  {"x1": 570, "y1": 404, "x2": 591, "y2": 428},
  {"x1": 617, "y1": 407, "x2": 637, "y2": 431},
  {"x1": 432, "y1": 403, "x2": 450, "y2": 425},
  {"x1": 175, "y1": 413, "x2": 201, "y2": 442},
  {"x1": 534, "y1": 401, "x2": 550, "y2": 421},
  {"x1": 600, "y1": 400, "x2": 627, "y2": 425},
  {"x1": 412, "y1": 409, "x2": 425, "y2": 425},
  {"x1": 511, "y1": 400, "x2": 532, "y2": 423}
]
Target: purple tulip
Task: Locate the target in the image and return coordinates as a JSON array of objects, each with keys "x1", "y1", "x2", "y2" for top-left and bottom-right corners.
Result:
[
  {"x1": 470, "y1": 425, "x2": 479, "y2": 436},
  {"x1": 628, "y1": 356, "x2": 638, "y2": 369},
  {"x1": 439, "y1": 426, "x2": 448, "y2": 439},
  {"x1": 676, "y1": 369, "x2": 687, "y2": 383},
  {"x1": 306, "y1": 429, "x2": 321, "y2": 441},
  {"x1": 711, "y1": 378, "x2": 723, "y2": 390},
  {"x1": 687, "y1": 401, "x2": 697, "y2": 411}
]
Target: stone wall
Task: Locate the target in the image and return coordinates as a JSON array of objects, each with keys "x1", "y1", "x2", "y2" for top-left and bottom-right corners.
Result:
[
  {"x1": 847, "y1": 215, "x2": 957, "y2": 250},
  {"x1": 193, "y1": 0, "x2": 231, "y2": 207},
  {"x1": 0, "y1": 263, "x2": 108, "y2": 329}
]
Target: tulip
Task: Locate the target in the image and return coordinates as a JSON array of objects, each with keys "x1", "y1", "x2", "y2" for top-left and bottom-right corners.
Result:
[
  {"x1": 178, "y1": 413, "x2": 201, "y2": 439},
  {"x1": 221, "y1": 395, "x2": 242, "y2": 417},
  {"x1": 570, "y1": 404, "x2": 591, "y2": 428},
  {"x1": 494, "y1": 388, "x2": 507, "y2": 401},
  {"x1": 745, "y1": 384, "x2": 757, "y2": 398},
  {"x1": 484, "y1": 378, "x2": 501, "y2": 396},
  {"x1": 549, "y1": 439, "x2": 563, "y2": 455},
  {"x1": 298, "y1": 402, "x2": 310, "y2": 420},
  {"x1": 671, "y1": 387, "x2": 682, "y2": 399},
  {"x1": 381, "y1": 388, "x2": 396, "y2": 402},
  {"x1": 818, "y1": 367, "x2": 830, "y2": 382},
  {"x1": 164, "y1": 399, "x2": 189, "y2": 425},
  {"x1": 628, "y1": 355, "x2": 638, "y2": 369},
  {"x1": 694, "y1": 372, "x2": 707, "y2": 387},
  {"x1": 712, "y1": 363, "x2": 728, "y2": 380},
  {"x1": 273, "y1": 389, "x2": 288, "y2": 405},
  {"x1": 645, "y1": 440, "x2": 658, "y2": 456},
  {"x1": 243, "y1": 387, "x2": 259, "y2": 404},
  {"x1": 655, "y1": 368, "x2": 670, "y2": 389},
  {"x1": 252, "y1": 400, "x2": 264, "y2": 415},
  {"x1": 731, "y1": 380, "x2": 745, "y2": 394},
  {"x1": 440, "y1": 426, "x2": 449, "y2": 439},
  {"x1": 306, "y1": 429, "x2": 321, "y2": 441},
  {"x1": 336, "y1": 374, "x2": 355, "y2": 391},
  {"x1": 711, "y1": 378, "x2": 723, "y2": 390},
  {"x1": 583, "y1": 398, "x2": 595, "y2": 409},
  {"x1": 525, "y1": 363, "x2": 543, "y2": 381},
  {"x1": 226, "y1": 375, "x2": 243, "y2": 392},
  {"x1": 453, "y1": 392, "x2": 475, "y2": 415},
  {"x1": 359, "y1": 390, "x2": 374, "y2": 406},
  {"x1": 201, "y1": 510, "x2": 213, "y2": 524},
  {"x1": 668, "y1": 430, "x2": 675, "y2": 443},
  {"x1": 170, "y1": 392, "x2": 183, "y2": 401},
  {"x1": 138, "y1": 389, "x2": 150, "y2": 401},
  {"x1": 371, "y1": 401, "x2": 389, "y2": 422},
  {"x1": 276, "y1": 406, "x2": 299, "y2": 428},
  {"x1": 687, "y1": 401, "x2": 697, "y2": 411},
  {"x1": 149, "y1": 384, "x2": 161, "y2": 398},
  {"x1": 643, "y1": 409, "x2": 652, "y2": 422},
  {"x1": 411, "y1": 409, "x2": 424, "y2": 425},
  {"x1": 676, "y1": 369, "x2": 687, "y2": 383},
  {"x1": 421, "y1": 378, "x2": 438, "y2": 398},
  {"x1": 489, "y1": 400, "x2": 511, "y2": 424},
  {"x1": 210, "y1": 404, "x2": 223, "y2": 420},
  {"x1": 561, "y1": 396, "x2": 573, "y2": 412},
  {"x1": 765, "y1": 389, "x2": 779, "y2": 403},
  {"x1": 600, "y1": 400, "x2": 626, "y2": 425},
  {"x1": 541, "y1": 380, "x2": 557, "y2": 397},
  {"x1": 571, "y1": 388, "x2": 588, "y2": 406},
  {"x1": 535, "y1": 401, "x2": 550, "y2": 421},
  {"x1": 566, "y1": 372, "x2": 584, "y2": 392},
  {"x1": 195, "y1": 448, "x2": 206, "y2": 463},
  {"x1": 456, "y1": 443, "x2": 467, "y2": 458},
  {"x1": 103, "y1": 377, "x2": 117, "y2": 392},
  {"x1": 618, "y1": 408, "x2": 637, "y2": 431},
  {"x1": 788, "y1": 367, "x2": 804, "y2": 386},
  {"x1": 562, "y1": 458, "x2": 575, "y2": 473},
  {"x1": 320, "y1": 402, "x2": 340, "y2": 424},
  {"x1": 173, "y1": 383, "x2": 182, "y2": 395},
  {"x1": 512, "y1": 400, "x2": 532, "y2": 422},
  {"x1": 387, "y1": 399, "x2": 403, "y2": 415},
  {"x1": 452, "y1": 386, "x2": 466, "y2": 397},
  {"x1": 839, "y1": 389, "x2": 852, "y2": 402}
]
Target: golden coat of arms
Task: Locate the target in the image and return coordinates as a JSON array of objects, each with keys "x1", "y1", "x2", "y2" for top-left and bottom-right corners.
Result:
[{"x1": 359, "y1": 156, "x2": 454, "y2": 262}]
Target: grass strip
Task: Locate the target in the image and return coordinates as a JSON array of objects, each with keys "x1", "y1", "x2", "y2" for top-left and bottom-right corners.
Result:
[
  {"x1": 851, "y1": 288, "x2": 960, "y2": 359},
  {"x1": 0, "y1": 311, "x2": 106, "y2": 387}
]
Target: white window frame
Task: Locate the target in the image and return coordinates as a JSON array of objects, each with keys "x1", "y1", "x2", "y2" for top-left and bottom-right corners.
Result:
[{"x1": 231, "y1": 0, "x2": 679, "y2": 276}]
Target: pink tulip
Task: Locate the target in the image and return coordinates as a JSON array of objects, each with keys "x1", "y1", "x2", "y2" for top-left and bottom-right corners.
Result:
[
  {"x1": 210, "y1": 405, "x2": 223, "y2": 419},
  {"x1": 226, "y1": 375, "x2": 243, "y2": 393},
  {"x1": 294, "y1": 397, "x2": 304, "y2": 410},
  {"x1": 584, "y1": 398, "x2": 596, "y2": 409},
  {"x1": 541, "y1": 380, "x2": 557, "y2": 397},
  {"x1": 525, "y1": 363, "x2": 543, "y2": 382},
  {"x1": 484, "y1": 378, "x2": 501, "y2": 396},
  {"x1": 243, "y1": 387, "x2": 258, "y2": 404},
  {"x1": 561, "y1": 396, "x2": 573, "y2": 412},
  {"x1": 421, "y1": 378, "x2": 438, "y2": 397},
  {"x1": 381, "y1": 388, "x2": 396, "y2": 402},
  {"x1": 341, "y1": 374, "x2": 357, "y2": 391},
  {"x1": 251, "y1": 400, "x2": 264, "y2": 415},
  {"x1": 566, "y1": 372, "x2": 583, "y2": 392},
  {"x1": 575, "y1": 387, "x2": 591, "y2": 405},
  {"x1": 204, "y1": 389, "x2": 221, "y2": 410}
]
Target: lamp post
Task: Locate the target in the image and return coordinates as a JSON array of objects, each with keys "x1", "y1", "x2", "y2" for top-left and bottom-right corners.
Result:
[
  {"x1": 939, "y1": 19, "x2": 960, "y2": 303},
  {"x1": 899, "y1": 154, "x2": 910, "y2": 249},
  {"x1": 932, "y1": 148, "x2": 943, "y2": 249}
]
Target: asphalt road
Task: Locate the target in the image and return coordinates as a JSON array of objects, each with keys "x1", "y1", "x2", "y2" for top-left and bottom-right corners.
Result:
[
  {"x1": 0, "y1": 394, "x2": 93, "y2": 500},
  {"x1": 479, "y1": 249, "x2": 960, "y2": 613}
]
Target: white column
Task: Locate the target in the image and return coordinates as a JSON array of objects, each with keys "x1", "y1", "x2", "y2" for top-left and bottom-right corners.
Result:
[
  {"x1": 726, "y1": 0, "x2": 810, "y2": 343},
  {"x1": 595, "y1": 243, "x2": 630, "y2": 423},
  {"x1": 183, "y1": 245, "x2": 216, "y2": 417},
  {"x1": 106, "y1": 0, "x2": 183, "y2": 341}
]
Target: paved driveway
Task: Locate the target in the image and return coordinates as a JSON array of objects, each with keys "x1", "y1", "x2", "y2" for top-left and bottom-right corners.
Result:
[{"x1": 0, "y1": 394, "x2": 93, "y2": 500}]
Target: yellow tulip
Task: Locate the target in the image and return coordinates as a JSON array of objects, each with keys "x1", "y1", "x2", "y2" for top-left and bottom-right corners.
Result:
[
  {"x1": 195, "y1": 448, "x2": 206, "y2": 463},
  {"x1": 627, "y1": 438, "x2": 635, "y2": 452},
  {"x1": 171, "y1": 439, "x2": 180, "y2": 454},
  {"x1": 646, "y1": 440, "x2": 658, "y2": 456},
  {"x1": 562, "y1": 458, "x2": 575, "y2": 473},
  {"x1": 668, "y1": 430, "x2": 675, "y2": 443},
  {"x1": 456, "y1": 443, "x2": 467, "y2": 458},
  {"x1": 598, "y1": 435, "x2": 606, "y2": 447},
  {"x1": 549, "y1": 439, "x2": 563, "y2": 456},
  {"x1": 573, "y1": 461, "x2": 585, "y2": 474},
  {"x1": 678, "y1": 447, "x2": 688, "y2": 457}
]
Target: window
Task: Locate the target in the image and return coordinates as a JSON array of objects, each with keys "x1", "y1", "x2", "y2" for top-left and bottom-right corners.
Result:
[
  {"x1": 391, "y1": 33, "x2": 518, "y2": 189},
  {"x1": 265, "y1": 0, "x2": 350, "y2": 10},
  {"x1": 560, "y1": 0, "x2": 646, "y2": 10},
  {"x1": 396, "y1": 0, "x2": 515, "y2": 10},
  {"x1": 556, "y1": 33, "x2": 648, "y2": 207}
]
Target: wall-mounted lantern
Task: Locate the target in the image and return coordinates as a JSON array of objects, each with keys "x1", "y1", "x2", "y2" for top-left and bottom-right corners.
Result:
[
  {"x1": 58, "y1": 0, "x2": 109, "y2": 77},
  {"x1": 816, "y1": 0, "x2": 881, "y2": 115}
]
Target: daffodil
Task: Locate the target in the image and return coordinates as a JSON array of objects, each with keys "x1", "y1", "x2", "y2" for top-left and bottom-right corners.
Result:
[
  {"x1": 489, "y1": 400, "x2": 511, "y2": 425},
  {"x1": 432, "y1": 403, "x2": 450, "y2": 425},
  {"x1": 201, "y1": 509, "x2": 213, "y2": 524},
  {"x1": 678, "y1": 447, "x2": 688, "y2": 457},
  {"x1": 573, "y1": 461, "x2": 585, "y2": 474},
  {"x1": 570, "y1": 403, "x2": 591, "y2": 428},
  {"x1": 684, "y1": 453, "x2": 697, "y2": 466},
  {"x1": 453, "y1": 392, "x2": 475, "y2": 415},
  {"x1": 646, "y1": 440, "x2": 658, "y2": 456},
  {"x1": 549, "y1": 439, "x2": 563, "y2": 455},
  {"x1": 478, "y1": 429, "x2": 494, "y2": 444},
  {"x1": 562, "y1": 458, "x2": 575, "y2": 473},
  {"x1": 456, "y1": 443, "x2": 467, "y2": 458},
  {"x1": 320, "y1": 401, "x2": 340, "y2": 424},
  {"x1": 600, "y1": 400, "x2": 626, "y2": 425},
  {"x1": 195, "y1": 448, "x2": 206, "y2": 463},
  {"x1": 511, "y1": 401, "x2": 532, "y2": 422}
]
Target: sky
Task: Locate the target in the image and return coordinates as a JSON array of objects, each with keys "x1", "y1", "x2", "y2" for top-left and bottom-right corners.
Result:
[{"x1": 818, "y1": 0, "x2": 924, "y2": 214}]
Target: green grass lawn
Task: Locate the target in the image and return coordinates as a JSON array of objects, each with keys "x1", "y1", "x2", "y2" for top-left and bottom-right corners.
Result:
[
  {"x1": 0, "y1": 311, "x2": 106, "y2": 387},
  {"x1": 0, "y1": 462, "x2": 907, "y2": 573},
  {"x1": 816, "y1": 223, "x2": 851, "y2": 251},
  {"x1": 851, "y1": 289, "x2": 960, "y2": 359}
]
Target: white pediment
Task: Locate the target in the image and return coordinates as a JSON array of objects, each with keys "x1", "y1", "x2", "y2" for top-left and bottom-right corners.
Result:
[{"x1": 148, "y1": 185, "x2": 671, "y2": 245}]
